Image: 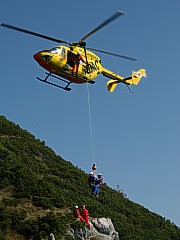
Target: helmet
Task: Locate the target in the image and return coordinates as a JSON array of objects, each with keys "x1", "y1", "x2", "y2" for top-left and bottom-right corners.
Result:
[
  {"x1": 90, "y1": 172, "x2": 94, "y2": 175},
  {"x1": 75, "y1": 205, "x2": 78, "y2": 208},
  {"x1": 98, "y1": 173, "x2": 102, "y2": 176},
  {"x1": 77, "y1": 51, "x2": 81, "y2": 55}
]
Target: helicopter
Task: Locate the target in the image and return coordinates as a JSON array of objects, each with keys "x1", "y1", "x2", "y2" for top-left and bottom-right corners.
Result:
[{"x1": 1, "y1": 11, "x2": 146, "y2": 92}]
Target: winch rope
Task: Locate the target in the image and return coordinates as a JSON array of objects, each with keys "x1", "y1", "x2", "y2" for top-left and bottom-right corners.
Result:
[{"x1": 86, "y1": 83, "x2": 95, "y2": 164}]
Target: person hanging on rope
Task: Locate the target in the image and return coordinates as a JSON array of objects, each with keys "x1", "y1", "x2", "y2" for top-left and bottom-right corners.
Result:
[
  {"x1": 88, "y1": 172, "x2": 96, "y2": 188},
  {"x1": 92, "y1": 173, "x2": 103, "y2": 198}
]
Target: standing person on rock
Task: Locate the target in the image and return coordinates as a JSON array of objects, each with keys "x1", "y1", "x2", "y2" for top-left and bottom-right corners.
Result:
[{"x1": 81, "y1": 204, "x2": 91, "y2": 229}]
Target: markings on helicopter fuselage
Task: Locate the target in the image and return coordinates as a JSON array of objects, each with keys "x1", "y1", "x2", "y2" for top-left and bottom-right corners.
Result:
[{"x1": 82, "y1": 60, "x2": 99, "y2": 74}]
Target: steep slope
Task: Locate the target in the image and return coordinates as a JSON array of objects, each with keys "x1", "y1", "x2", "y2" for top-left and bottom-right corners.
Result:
[{"x1": 0, "y1": 115, "x2": 180, "y2": 240}]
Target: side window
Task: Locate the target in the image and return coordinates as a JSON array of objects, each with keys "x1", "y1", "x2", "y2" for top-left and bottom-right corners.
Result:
[{"x1": 61, "y1": 48, "x2": 66, "y2": 58}]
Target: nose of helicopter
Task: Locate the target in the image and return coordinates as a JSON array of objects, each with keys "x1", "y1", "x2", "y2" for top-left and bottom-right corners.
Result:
[
  {"x1": 33, "y1": 52, "x2": 47, "y2": 66},
  {"x1": 33, "y1": 51, "x2": 47, "y2": 71},
  {"x1": 33, "y1": 52, "x2": 41, "y2": 62},
  {"x1": 33, "y1": 51, "x2": 53, "y2": 73}
]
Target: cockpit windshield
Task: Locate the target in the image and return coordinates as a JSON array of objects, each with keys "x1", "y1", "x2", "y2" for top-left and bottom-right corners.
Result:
[
  {"x1": 43, "y1": 47, "x2": 66, "y2": 59},
  {"x1": 47, "y1": 47, "x2": 62, "y2": 54}
]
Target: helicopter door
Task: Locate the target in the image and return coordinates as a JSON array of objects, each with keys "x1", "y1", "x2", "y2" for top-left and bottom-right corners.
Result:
[{"x1": 67, "y1": 51, "x2": 76, "y2": 67}]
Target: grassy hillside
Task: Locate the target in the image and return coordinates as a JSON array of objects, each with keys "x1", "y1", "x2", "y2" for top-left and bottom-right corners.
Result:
[{"x1": 0, "y1": 115, "x2": 180, "y2": 240}]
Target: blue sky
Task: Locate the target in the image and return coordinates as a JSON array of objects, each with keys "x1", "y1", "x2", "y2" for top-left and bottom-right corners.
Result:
[{"x1": 1, "y1": 0, "x2": 180, "y2": 226}]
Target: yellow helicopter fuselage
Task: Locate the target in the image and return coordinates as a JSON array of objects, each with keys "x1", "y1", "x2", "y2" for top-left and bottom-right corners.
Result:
[
  {"x1": 33, "y1": 45, "x2": 102, "y2": 84},
  {"x1": 33, "y1": 45, "x2": 146, "y2": 92}
]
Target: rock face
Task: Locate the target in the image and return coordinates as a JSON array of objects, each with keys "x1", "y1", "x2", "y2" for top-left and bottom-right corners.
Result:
[{"x1": 70, "y1": 217, "x2": 119, "y2": 240}]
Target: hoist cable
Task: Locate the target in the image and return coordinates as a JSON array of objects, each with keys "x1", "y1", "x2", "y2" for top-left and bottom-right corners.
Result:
[{"x1": 86, "y1": 83, "x2": 95, "y2": 164}]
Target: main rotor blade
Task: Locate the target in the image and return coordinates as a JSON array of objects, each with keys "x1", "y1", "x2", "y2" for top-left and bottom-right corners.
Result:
[
  {"x1": 0, "y1": 23, "x2": 70, "y2": 44},
  {"x1": 80, "y1": 11, "x2": 125, "y2": 42},
  {"x1": 87, "y1": 47, "x2": 138, "y2": 61}
]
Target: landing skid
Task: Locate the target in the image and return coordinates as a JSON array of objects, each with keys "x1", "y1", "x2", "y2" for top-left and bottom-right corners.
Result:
[{"x1": 36, "y1": 72, "x2": 72, "y2": 91}]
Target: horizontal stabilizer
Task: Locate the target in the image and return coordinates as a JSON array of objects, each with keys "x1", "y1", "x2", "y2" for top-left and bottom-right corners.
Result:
[{"x1": 107, "y1": 80, "x2": 118, "y2": 92}]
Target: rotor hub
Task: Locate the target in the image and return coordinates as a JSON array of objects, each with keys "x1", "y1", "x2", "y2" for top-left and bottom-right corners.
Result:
[{"x1": 79, "y1": 41, "x2": 86, "y2": 47}]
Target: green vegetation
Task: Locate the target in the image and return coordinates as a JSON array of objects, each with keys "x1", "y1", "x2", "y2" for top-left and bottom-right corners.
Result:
[{"x1": 0, "y1": 115, "x2": 180, "y2": 240}]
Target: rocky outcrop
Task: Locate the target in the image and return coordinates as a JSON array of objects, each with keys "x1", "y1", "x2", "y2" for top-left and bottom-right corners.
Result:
[{"x1": 69, "y1": 218, "x2": 119, "y2": 240}]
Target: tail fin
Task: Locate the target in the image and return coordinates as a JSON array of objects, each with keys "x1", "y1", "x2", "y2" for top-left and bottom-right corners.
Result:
[
  {"x1": 106, "y1": 68, "x2": 146, "y2": 92},
  {"x1": 130, "y1": 68, "x2": 147, "y2": 85}
]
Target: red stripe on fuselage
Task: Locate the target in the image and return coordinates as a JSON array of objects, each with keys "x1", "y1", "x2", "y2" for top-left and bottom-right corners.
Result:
[{"x1": 33, "y1": 53, "x2": 53, "y2": 72}]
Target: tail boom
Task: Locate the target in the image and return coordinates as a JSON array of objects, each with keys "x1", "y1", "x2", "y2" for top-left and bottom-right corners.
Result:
[{"x1": 106, "y1": 68, "x2": 146, "y2": 92}]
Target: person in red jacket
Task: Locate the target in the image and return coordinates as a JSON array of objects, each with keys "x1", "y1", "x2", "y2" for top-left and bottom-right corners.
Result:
[
  {"x1": 72, "y1": 51, "x2": 86, "y2": 75},
  {"x1": 80, "y1": 204, "x2": 91, "y2": 229},
  {"x1": 73, "y1": 205, "x2": 80, "y2": 218},
  {"x1": 73, "y1": 205, "x2": 86, "y2": 222}
]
